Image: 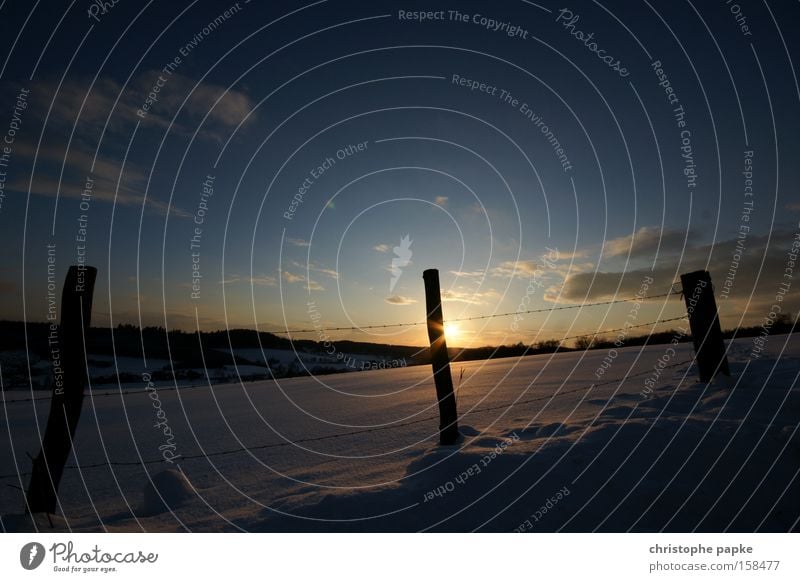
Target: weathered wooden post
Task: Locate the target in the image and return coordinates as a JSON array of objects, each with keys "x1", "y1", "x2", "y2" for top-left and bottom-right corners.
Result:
[
  {"x1": 680, "y1": 270, "x2": 730, "y2": 382},
  {"x1": 26, "y1": 265, "x2": 97, "y2": 514},
  {"x1": 423, "y1": 269, "x2": 459, "y2": 445}
]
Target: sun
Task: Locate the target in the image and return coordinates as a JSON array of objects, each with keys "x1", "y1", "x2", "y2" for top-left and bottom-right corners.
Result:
[{"x1": 444, "y1": 322, "x2": 461, "y2": 342}]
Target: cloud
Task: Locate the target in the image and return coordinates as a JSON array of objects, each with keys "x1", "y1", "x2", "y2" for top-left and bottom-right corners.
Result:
[
  {"x1": 249, "y1": 275, "x2": 279, "y2": 287},
  {"x1": 282, "y1": 271, "x2": 305, "y2": 284},
  {"x1": 558, "y1": 230, "x2": 800, "y2": 327},
  {"x1": 373, "y1": 244, "x2": 391, "y2": 253},
  {"x1": 469, "y1": 202, "x2": 487, "y2": 216},
  {"x1": 603, "y1": 226, "x2": 692, "y2": 259},
  {"x1": 41, "y1": 77, "x2": 142, "y2": 134},
  {"x1": 490, "y1": 260, "x2": 540, "y2": 279},
  {"x1": 442, "y1": 288, "x2": 500, "y2": 305},
  {"x1": 488, "y1": 255, "x2": 584, "y2": 280},
  {"x1": 8, "y1": 142, "x2": 191, "y2": 218},
  {"x1": 547, "y1": 261, "x2": 596, "y2": 279},
  {"x1": 286, "y1": 238, "x2": 310, "y2": 247},
  {"x1": 221, "y1": 274, "x2": 277, "y2": 287},
  {"x1": 137, "y1": 71, "x2": 256, "y2": 139},
  {"x1": 312, "y1": 267, "x2": 339, "y2": 279},
  {"x1": 31, "y1": 73, "x2": 255, "y2": 141},
  {"x1": 434, "y1": 196, "x2": 448, "y2": 206},
  {"x1": 7, "y1": 74, "x2": 252, "y2": 218},
  {"x1": 385, "y1": 295, "x2": 417, "y2": 305},
  {"x1": 180, "y1": 76, "x2": 255, "y2": 127},
  {"x1": 450, "y1": 270, "x2": 486, "y2": 279},
  {"x1": 282, "y1": 270, "x2": 324, "y2": 291},
  {"x1": 288, "y1": 260, "x2": 338, "y2": 279},
  {"x1": 554, "y1": 249, "x2": 589, "y2": 260},
  {"x1": 560, "y1": 269, "x2": 677, "y2": 302}
]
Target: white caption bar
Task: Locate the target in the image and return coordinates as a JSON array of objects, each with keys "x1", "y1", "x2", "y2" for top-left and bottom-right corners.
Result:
[{"x1": 1, "y1": 533, "x2": 798, "y2": 581}]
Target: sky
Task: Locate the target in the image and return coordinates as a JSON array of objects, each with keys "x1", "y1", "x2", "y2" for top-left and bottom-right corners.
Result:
[{"x1": 0, "y1": 0, "x2": 798, "y2": 348}]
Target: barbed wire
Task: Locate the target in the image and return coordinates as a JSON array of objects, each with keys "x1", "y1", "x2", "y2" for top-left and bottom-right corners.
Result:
[
  {"x1": 0, "y1": 314, "x2": 688, "y2": 405},
  {"x1": 557, "y1": 315, "x2": 687, "y2": 344},
  {"x1": 445, "y1": 291, "x2": 681, "y2": 324},
  {"x1": 0, "y1": 359, "x2": 695, "y2": 480},
  {"x1": 262, "y1": 290, "x2": 682, "y2": 334},
  {"x1": 272, "y1": 319, "x2": 428, "y2": 334}
]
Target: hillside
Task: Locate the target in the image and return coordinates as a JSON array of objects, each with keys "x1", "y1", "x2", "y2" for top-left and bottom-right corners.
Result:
[{"x1": 2, "y1": 333, "x2": 798, "y2": 532}]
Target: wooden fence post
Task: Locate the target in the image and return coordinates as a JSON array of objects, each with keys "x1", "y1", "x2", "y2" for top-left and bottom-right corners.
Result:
[
  {"x1": 26, "y1": 265, "x2": 97, "y2": 514},
  {"x1": 680, "y1": 270, "x2": 730, "y2": 382},
  {"x1": 423, "y1": 269, "x2": 460, "y2": 445}
]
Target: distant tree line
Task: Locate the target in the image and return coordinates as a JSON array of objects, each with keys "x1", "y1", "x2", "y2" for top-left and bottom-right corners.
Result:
[
  {"x1": 572, "y1": 312, "x2": 796, "y2": 351},
  {"x1": 0, "y1": 321, "x2": 426, "y2": 367},
  {"x1": 0, "y1": 314, "x2": 796, "y2": 389}
]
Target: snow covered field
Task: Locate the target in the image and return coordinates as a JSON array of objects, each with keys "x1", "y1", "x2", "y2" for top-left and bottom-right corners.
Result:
[
  {"x1": 2, "y1": 334, "x2": 799, "y2": 532},
  {"x1": 0, "y1": 347, "x2": 401, "y2": 392}
]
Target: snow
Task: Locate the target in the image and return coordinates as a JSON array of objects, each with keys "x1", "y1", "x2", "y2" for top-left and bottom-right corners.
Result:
[
  {"x1": 0, "y1": 352, "x2": 174, "y2": 391},
  {"x1": 1, "y1": 334, "x2": 798, "y2": 532},
  {"x1": 230, "y1": 347, "x2": 408, "y2": 372},
  {"x1": 140, "y1": 470, "x2": 195, "y2": 516},
  {"x1": 0, "y1": 346, "x2": 400, "y2": 394}
]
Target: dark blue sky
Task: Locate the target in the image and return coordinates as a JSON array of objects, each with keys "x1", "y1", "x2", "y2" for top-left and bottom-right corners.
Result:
[{"x1": 1, "y1": 0, "x2": 798, "y2": 346}]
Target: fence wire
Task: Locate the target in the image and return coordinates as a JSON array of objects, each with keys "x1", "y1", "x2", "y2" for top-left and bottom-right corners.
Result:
[
  {"x1": 263, "y1": 290, "x2": 682, "y2": 334},
  {"x1": 0, "y1": 359, "x2": 695, "y2": 480},
  {"x1": 2, "y1": 291, "x2": 686, "y2": 405},
  {"x1": 1, "y1": 286, "x2": 694, "y2": 481}
]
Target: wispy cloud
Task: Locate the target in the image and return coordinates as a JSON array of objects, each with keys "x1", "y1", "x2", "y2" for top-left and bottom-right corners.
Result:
[
  {"x1": 558, "y1": 230, "x2": 800, "y2": 327},
  {"x1": 282, "y1": 270, "x2": 324, "y2": 291},
  {"x1": 385, "y1": 295, "x2": 417, "y2": 305},
  {"x1": 490, "y1": 260, "x2": 540, "y2": 279},
  {"x1": 221, "y1": 274, "x2": 277, "y2": 287},
  {"x1": 282, "y1": 271, "x2": 304, "y2": 284},
  {"x1": 603, "y1": 226, "x2": 693, "y2": 259},
  {"x1": 8, "y1": 142, "x2": 192, "y2": 218},
  {"x1": 442, "y1": 288, "x2": 500, "y2": 305},
  {"x1": 373, "y1": 243, "x2": 391, "y2": 253},
  {"x1": 450, "y1": 270, "x2": 486, "y2": 279},
  {"x1": 30, "y1": 73, "x2": 256, "y2": 142},
  {"x1": 553, "y1": 249, "x2": 589, "y2": 261},
  {"x1": 286, "y1": 238, "x2": 310, "y2": 247},
  {"x1": 288, "y1": 260, "x2": 339, "y2": 280},
  {"x1": 312, "y1": 266, "x2": 339, "y2": 279}
]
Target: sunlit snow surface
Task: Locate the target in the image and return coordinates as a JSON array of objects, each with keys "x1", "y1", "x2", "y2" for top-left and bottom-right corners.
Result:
[{"x1": 2, "y1": 334, "x2": 799, "y2": 532}]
